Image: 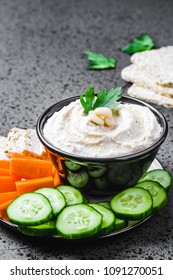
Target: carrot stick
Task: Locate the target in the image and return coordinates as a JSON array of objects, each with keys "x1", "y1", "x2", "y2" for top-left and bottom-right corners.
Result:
[
  {"x1": 10, "y1": 158, "x2": 52, "y2": 179},
  {"x1": 16, "y1": 176, "x2": 54, "y2": 194},
  {"x1": 0, "y1": 191, "x2": 19, "y2": 204},
  {"x1": 0, "y1": 199, "x2": 13, "y2": 219},
  {"x1": 10, "y1": 153, "x2": 34, "y2": 159},
  {"x1": 52, "y1": 165, "x2": 56, "y2": 177},
  {"x1": 53, "y1": 170, "x2": 61, "y2": 187},
  {"x1": 22, "y1": 150, "x2": 49, "y2": 160},
  {"x1": 0, "y1": 176, "x2": 16, "y2": 192},
  {"x1": 0, "y1": 168, "x2": 10, "y2": 176},
  {"x1": 0, "y1": 160, "x2": 10, "y2": 169}
]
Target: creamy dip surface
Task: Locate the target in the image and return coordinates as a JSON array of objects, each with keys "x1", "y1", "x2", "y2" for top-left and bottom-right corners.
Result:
[{"x1": 43, "y1": 99, "x2": 162, "y2": 158}]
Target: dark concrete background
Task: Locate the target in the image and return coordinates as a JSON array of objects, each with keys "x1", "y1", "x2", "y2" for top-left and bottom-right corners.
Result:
[{"x1": 0, "y1": 0, "x2": 173, "y2": 259}]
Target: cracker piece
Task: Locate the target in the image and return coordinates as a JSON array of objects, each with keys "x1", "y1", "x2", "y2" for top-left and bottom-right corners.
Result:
[
  {"x1": 5, "y1": 127, "x2": 48, "y2": 159},
  {"x1": 121, "y1": 64, "x2": 173, "y2": 97},
  {"x1": 130, "y1": 46, "x2": 173, "y2": 87},
  {"x1": 127, "y1": 84, "x2": 173, "y2": 107},
  {"x1": 4, "y1": 128, "x2": 26, "y2": 155},
  {"x1": 22, "y1": 129, "x2": 48, "y2": 160},
  {"x1": 0, "y1": 136, "x2": 10, "y2": 160}
]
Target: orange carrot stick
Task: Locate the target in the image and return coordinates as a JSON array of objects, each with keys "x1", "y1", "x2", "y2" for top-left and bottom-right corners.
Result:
[
  {"x1": 10, "y1": 158, "x2": 52, "y2": 179},
  {"x1": 10, "y1": 153, "x2": 34, "y2": 159},
  {"x1": 0, "y1": 176, "x2": 16, "y2": 192},
  {"x1": 0, "y1": 191, "x2": 19, "y2": 204},
  {"x1": 53, "y1": 170, "x2": 61, "y2": 187},
  {"x1": 0, "y1": 168, "x2": 10, "y2": 176},
  {"x1": 0, "y1": 160, "x2": 10, "y2": 169},
  {"x1": 0, "y1": 199, "x2": 13, "y2": 219},
  {"x1": 16, "y1": 176, "x2": 54, "y2": 194},
  {"x1": 52, "y1": 165, "x2": 56, "y2": 177}
]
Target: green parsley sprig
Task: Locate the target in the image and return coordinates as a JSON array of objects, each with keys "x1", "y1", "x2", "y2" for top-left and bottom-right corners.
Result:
[
  {"x1": 84, "y1": 51, "x2": 116, "y2": 70},
  {"x1": 121, "y1": 34, "x2": 155, "y2": 54},
  {"x1": 80, "y1": 87, "x2": 122, "y2": 115}
]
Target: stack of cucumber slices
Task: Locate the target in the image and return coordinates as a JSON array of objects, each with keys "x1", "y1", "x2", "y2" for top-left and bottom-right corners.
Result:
[{"x1": 6, "y1": 169, "x2": 172, "y2": 239}]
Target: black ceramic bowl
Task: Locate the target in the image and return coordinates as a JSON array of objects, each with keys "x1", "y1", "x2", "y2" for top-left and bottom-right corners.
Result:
[{"x1": 36, "y1": 96, "x2": 168, "y2": 196}]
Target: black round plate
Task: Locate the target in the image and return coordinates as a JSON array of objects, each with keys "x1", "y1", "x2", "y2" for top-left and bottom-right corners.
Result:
[{"x1": 0, "y1": 159, "x2": 163, "y2": 240}]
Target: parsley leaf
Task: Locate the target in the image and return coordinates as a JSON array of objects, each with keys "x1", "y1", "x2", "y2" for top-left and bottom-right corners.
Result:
[
  {"x1": 121, "y1": 34, "x2": 155, "y2": 54},
  {"x1": 80, "y1": 87, "x2": 122, "y2": 115},
  {"x1": 80, "y1": 87, "x2": 95, "y2": 115},
  {"x1": 84, "y1": 51, "x2": 116, "y2": 70}
]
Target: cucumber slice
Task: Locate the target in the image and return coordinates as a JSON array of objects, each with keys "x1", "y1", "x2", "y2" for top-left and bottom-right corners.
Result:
[
  {"x1": 18, "y1": 220, "x2": 56, "y2": 236},
  {"x1": 98, "y1": 201, "x2": 111, "y2": 209},
  {"x1": 89, "y1": 203, "x2": 115, "y2": 234},
  {"x1": 94, "y1": 175, "x2": 110, "y2": 190},
  {"x1": 139, "y1": 169, "x2": 172, "y2": 192},
  {"x1": 108, "y1": 165, "x2": 132, "y2": 186},
  {"x1": 114, "y1": 217, "x2": 128, "y2": 230},
  {"x1": 64, "y1": 160, "x2": 81, "y2": 171},
  {"x1": 7, "y1": 193, "x2": 53, "y2": 226},
  {"x1": 35, "y1": 188, "x2": 66, "y2": 216},
  {"x1": 56, "y1": 204, "x2": 102, "y2": 239},
  {"x1": 134, "y1": 180, "x2": 167, "y2": 212},
  {"x1": 88, "y1": 167, "x2": 107, "y2": 178},
  {"x1": 128, "y1": 219, "x2": 144, "y2": 226},
  {"x1": 82, "y1": 195, "x2": 90, "y2": 204},
  {"x1": 110, "y1": 187, "x2": 153, "y2": 220},
  {"x1": 98, "y1": 201, "x2": 127, "y2": 230},
  {"x1": 67, "y1": 169, "x2": 89, "y2": 188},
  {"x1": 57, "y1": 185, "x2": 83, "y2": 206}
]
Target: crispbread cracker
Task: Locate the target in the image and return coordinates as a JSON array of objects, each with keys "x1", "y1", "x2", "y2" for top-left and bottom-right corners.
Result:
[
  {"x1": 0, "y1": 136, "x2": 9, "y2": 160},
  {"x1": 4, "y1": 128, "x2": 26, "y2": 155},
  {"x1": 22, "y1": 129, "x2": 48, "y2": 160},
  {"x1": 127, "y1": 84, "x2": 173, "y2": 107},
  {"x1": 131, "y1": 46, "x2": 173, "y2": 87},
  {"x1": 121, "y1": 64, "x2": 173, "y2": 97},
  {"x1": 4, "y1": 127, "x2": 48, "y2": 159}
]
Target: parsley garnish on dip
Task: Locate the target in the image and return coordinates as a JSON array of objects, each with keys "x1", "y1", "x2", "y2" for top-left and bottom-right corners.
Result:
[
  {"x1": 43, "y1": 87, "x2": 162, "y2": 158},
  {"x1": 80, "y1": 87, "x2": 121, "y2": 127}
]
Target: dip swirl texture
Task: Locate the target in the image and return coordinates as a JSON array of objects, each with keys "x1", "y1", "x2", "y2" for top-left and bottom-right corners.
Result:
[{"x1": 43, "y1": 100, "x2": 162, "y2": 158}]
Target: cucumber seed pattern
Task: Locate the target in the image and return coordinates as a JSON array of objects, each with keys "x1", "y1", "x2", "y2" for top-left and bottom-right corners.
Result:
[
  {"x1": 143, "y1": 185, "x2": 158, "y2": 196},
  {"x1": 66, "y1": 211, "x2": 90, "y2": 229},
  {"x1": 17, "y1": 200, "x2": 43, "y2": 218},
  {"x1": 64, "y1": 192, "x2": 74, "y2": 203},
  {"x1": 120, "y1": 195, "x2": 143, "y2": 209}
]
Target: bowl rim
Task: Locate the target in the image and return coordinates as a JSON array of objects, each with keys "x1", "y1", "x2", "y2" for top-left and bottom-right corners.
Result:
[{"x1": 36, "y1": 95, "x2": 168, "y2": 163}]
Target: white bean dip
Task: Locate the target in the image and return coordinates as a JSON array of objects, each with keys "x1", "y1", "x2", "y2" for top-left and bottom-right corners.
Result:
[{"x1": 43, "y1": 99, "x2": 162, "y2": 157}]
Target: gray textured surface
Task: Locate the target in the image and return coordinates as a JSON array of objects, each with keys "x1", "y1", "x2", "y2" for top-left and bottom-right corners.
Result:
[{"x1": 0, "y1": 0, "x2": 173, "y2": 260}]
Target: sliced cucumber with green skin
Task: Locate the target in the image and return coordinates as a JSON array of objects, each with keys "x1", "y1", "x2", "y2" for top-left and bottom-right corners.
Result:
[
  {"x1": 134, "y1": 180, "x2": 167, "y2": 212},
  {"x1": 89, "y1": 203, "x2": 115, "y2": 234},
  {"x1": 57, "y1": 185, "x2": 83, "y2": 206},
  {"x1": 88, "y1": 167, "x2": 107, "y2": 178},
  {"x1": 18, "y1": 220, "x2": 56, "y2": 236},
  {"x1": 128, "y1": 219, "x2": 144, "y2": 226},
  {"x1": 114, "y1": 217, "x2": 128, "y2": 230},
  {"x1": 67, "y1": 169, "x2": 89, "y2": 188},
  {"x1": 64, "y1": 161, "x2": 81, "y2": 171},
  {"x1": 139, "y1": 169, "x2": 172, "y2": 192},
  {"x1": 94, "y1": 175, "x2": 110, "y2": 190},
  {"x1": 110, "y1": 187, "x2": 153, "y2": 220},
  {"x1": 7, "y1": 193, "x2": 53, "y2": 226},
  {"x1": 108, "y1": 165, "x2": 132, "y2": 186},
  {"x1": 98, "y1": 201, "x2": 111, "y2": 209},
  {"x1": 82, "y1": 195, "x2": 90, "y2": 204},
  {"x1": 56, "y1": 204, "x2": 102, "y2": 239},
  {"x1": 35, "y1": 188, "x2": 66, "y2": 216},
  {"x1": 98, "y1": 201, "x2": 127, "y2": 230}
]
